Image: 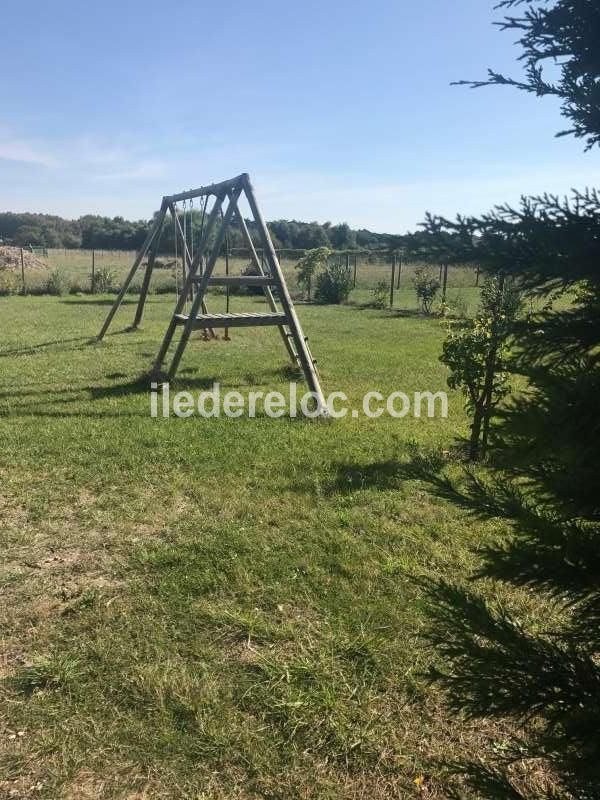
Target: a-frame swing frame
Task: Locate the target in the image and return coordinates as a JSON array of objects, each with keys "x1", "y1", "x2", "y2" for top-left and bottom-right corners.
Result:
[{"x1": 97, "y1": 173, "x2": 325, "y2": 410}]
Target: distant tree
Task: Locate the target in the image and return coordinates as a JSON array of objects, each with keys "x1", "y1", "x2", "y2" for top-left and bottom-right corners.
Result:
[
  {"x1": 295, "y1": 223, "x2": 331, "y2": 250},
  {"x1": 456, "y1": 0, "x2": 600, "y2": 149},
  {"x1": 13, "y1": 224, "x2": 47, "y2": 247},
  {"x1": 0, "y1": 210, "x2": 392, "y2": 254},
  {"x1": 329, "y1": 223, "x2": 357, "y2": 249}
]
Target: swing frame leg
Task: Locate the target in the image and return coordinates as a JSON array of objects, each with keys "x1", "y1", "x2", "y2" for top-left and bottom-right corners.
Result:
[{"x1": 97, "y1": 200, "x2": 168, "y2": 340}]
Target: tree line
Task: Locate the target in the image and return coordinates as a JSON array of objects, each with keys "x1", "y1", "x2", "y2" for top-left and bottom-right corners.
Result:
[{"x1": 0, "y1": 210, "x2": 392, "y2": 252}]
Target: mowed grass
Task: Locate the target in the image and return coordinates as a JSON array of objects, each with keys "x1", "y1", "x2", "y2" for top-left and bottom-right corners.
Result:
[{"x1": 1, "y1": 292, "x2": 526, "y2": 799}]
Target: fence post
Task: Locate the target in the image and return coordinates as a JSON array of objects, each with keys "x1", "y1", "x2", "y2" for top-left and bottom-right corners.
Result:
[
  {"x1": 91, "y1": 249, "x2": 96, "y2": 293},
  {"x1": 20, "y1": 248, "x2": 25, "y2": 293},
  {"x1": 352, "y1": 254, "x2": 357, "y2": 288},
  {"x1": 442, "y1": 262, "x2": 448, "y2": 303},
  {"x1": 390, "y1": 255, "x2": 396, "y2": 308},
  {"x1": 475, "y1": 266, "x2": 480, "y2": 287}
]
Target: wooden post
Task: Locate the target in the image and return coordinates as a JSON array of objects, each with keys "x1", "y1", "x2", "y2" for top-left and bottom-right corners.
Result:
[
  {"x1": 475, "y1": 266, "x2": 480, "y2": 287},
  {"x1": 224, "y1": 232, "x2": 231, "y2": 341},
  {"x1": 353, "y1": 254, "x2": 357, "y2": 288},
  {"x1": 439, "y1": 263, "x2": 443, "y2": 282},
  {"x1": 20, "y1": 248, "x2": 25, "y2": 293},
  {"x1": 91, "y1": 249, "x2": 96, "y2": 293},
  {"x1": 442, "y1": 263, "x2": 448, "y2": 303},
  {"x1": 97, "y1": 206, "x2": 166, "y2": 340},
  {"x1": 390, "y1": 255, "x2": 396, "y2": 308},
  {"x1": 396, "y1": 255, "x2": 402, "y2": 289}
]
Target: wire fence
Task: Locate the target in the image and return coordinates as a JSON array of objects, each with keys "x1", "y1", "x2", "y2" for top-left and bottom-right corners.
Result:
[{"x1": 6, "y1": 247, "x2": 482, "y2": 313}]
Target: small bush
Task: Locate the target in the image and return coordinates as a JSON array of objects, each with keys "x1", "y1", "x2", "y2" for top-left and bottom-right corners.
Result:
[
  {"x1": 239, "y1": 262, "x2": 266, "y2": 295},
  {"x1": 68, "y1": 282, "x2": 86, "y2": 295},
  {"x1": 446, "y1": 291, "x2": 469, "y2": 318},
  {"x1": 295, "y1": 247, "x2": 330, "y2": 300},
  {"x1": 44, "y1": 269, "x2": 68, "y2": 296},
  {"x1": 413, "y1": 267, "x2": 440, "y2": 314},
  {"x1": 315, "y1": 262, "x2": 353, "y2": 304},
  {"x1": 154, "y1": 280, "x2": 177, "y2": 294},
  {"x1": 92, "y1": 267, "x2": 116, "y2": 293},
  {"x1": 370, "y1": 281, "x2": 388, "y2": 309}
]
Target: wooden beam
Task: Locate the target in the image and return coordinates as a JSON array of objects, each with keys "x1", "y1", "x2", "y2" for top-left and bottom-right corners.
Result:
[
  {"x1": 197, "y1": 275, "x2": 277, "y2": 287},
  {"x1": 174, "y1": 312, "x2": 288, "y2": 328},
  {"x1": 164, "y1": 174, "x2": 246, "y2": 204},
  {"x1": 97, "y1": 201, "x2": 167, "y2": 340},
  {"x1": 132, "y1": 211, "x2": 167, "y2": 328}
]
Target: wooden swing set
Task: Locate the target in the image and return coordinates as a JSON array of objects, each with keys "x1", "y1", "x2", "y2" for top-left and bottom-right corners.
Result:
[{"x1": 97, "y1": 173, "x2": 325, "y2": 409}]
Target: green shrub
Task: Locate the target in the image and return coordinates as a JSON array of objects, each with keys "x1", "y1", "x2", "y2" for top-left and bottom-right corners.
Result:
[
  {"x1": 315, "y1": 262, "x2": 353, "y2": 304},
  {"x1": 295, "y1": 247, "x2": 330, "y2": 300},
  {"x1": 370, "y1": 281, "x2": 388, "y2": 309},
  {"x1": 92, "y1": 267, "x2": 116, "y2": 293},
  {"x1": 44, "y1": 269, "x2": 68, "y2": 296},
  {"x1": 413, "y1": 267, "x2": 440, "y2": 314},
  {"x1": 154, "y1": 280, "x2": 177, "y2": 294}
]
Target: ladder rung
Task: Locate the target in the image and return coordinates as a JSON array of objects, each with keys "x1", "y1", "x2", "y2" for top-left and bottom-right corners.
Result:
[
  {"x1": 193, "y1": 275, "x2": 277, "y2": 287},
  {"x1": 174, "y1": 312, "x2": 289, "y2": 328}
]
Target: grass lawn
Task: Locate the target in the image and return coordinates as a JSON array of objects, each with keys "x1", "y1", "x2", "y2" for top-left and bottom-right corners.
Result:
[{"x1": 1, "y1": 291, "x2": 535, "y2": 798}]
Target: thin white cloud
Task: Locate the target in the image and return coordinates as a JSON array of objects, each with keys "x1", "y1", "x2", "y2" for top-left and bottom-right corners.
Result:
[{"x1": 0, "y1": 137, "x2": 59, "y2": 168}]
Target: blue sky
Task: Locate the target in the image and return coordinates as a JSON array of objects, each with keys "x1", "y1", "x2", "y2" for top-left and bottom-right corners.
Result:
[{"x1": 1, "y1": 0, "x2": 598, "y2": 232}]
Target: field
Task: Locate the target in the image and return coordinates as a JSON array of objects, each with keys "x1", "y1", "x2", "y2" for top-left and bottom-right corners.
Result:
[{"x1": 0, "y1": 289, "x2": 543, "y2": 799}]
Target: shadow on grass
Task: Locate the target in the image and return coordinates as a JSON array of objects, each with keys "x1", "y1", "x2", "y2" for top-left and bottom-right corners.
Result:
[
  {"x1": 60, "y1": 298, "x2": 138, "y2": 306},
  {"x1": 0, "y1": 335, "x2": 93, "y2": 358},
  {"x1": 394, "y1": 455, "x2": 600, "y2": 798},
  {"x1": 319, "y1": 449, "x2": 450, "y2": 495},
  {"x1": 0, "y1": 368, "x2": 314, "y2": 419},
  {"x1": 316, "y1": 441, "x2": 600, "y2": 796}
]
